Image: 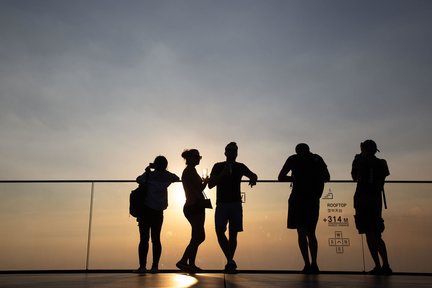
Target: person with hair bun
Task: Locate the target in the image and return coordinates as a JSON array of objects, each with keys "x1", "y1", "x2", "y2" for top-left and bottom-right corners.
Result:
[{"x1": 176, "y1": 149, "x2": 209, "y2": 273}]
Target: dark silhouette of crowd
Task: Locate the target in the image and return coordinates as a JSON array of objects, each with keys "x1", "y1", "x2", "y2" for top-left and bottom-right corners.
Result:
[{"x1": 132, "y1": 140, "x2": 392, "y2": 276}]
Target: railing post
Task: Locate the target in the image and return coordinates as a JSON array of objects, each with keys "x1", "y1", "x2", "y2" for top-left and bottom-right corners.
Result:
[
  {"x1": 85, "y1": 182, "x2": 95, "y2": 271},
  {"x1": 361, "y1": 234, "x2": 366, "y2": 272}
]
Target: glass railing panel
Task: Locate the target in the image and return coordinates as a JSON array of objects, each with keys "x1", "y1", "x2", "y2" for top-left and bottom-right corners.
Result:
[
  {"x1": 380, "y1": 183, "x2": 432, "y2": 273},
  {"x1": 0, "y1": 183, "x2": 91, "y2": 270},
  {"x1": 229, "y1": 182, "x2": 365, "y2": 271},
  {"x1": 87, "y1": 182, "x2": 226, "y2": 270},
  {"x1": 1, "y1": 181, "x2": 431, "y2": 273}
]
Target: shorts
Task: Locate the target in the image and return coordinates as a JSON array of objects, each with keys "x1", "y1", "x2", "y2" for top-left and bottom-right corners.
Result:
[
  {"x1": 215, "y1": 202, "x2": 243, "y2": 233},
  {"x1": 354, "y1": 210, "x2": 385, "y2": 234},
  {"x1": 354, "y1": 193, "x2": 384, "y2": 234},
  {"x1": 287, "y1": 194, "x2": 320, "y2": 232}
]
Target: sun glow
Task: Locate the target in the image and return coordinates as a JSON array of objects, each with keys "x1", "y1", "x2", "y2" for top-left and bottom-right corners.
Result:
[
  {"x1": 170, "y1": 184, "x2": 186, "y2": 208},
  {"x1": 171, "y1": 274, "x2": 198, "y2": 287}
]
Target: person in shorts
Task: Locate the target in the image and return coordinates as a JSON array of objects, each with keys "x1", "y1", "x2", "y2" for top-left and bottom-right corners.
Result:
[
  {"x1": 208, "y1": 142, "x2": 257, "y2": 273},
  {"x1": 351, "y1": 139, "x2": 392, "y2": 275},
  {"x1": 278, "y1": 143, "x2": 330, "y2": 274}
]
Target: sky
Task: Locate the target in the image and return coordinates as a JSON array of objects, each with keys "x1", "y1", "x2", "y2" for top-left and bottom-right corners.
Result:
[
  {"x1": 1, "y1": 1, "x2": 432, "y2": 272},
  {"x1": 1, "y1": 0, "x2": 432, "y2": 181}
]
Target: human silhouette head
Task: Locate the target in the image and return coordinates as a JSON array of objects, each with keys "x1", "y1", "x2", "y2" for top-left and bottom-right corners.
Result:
[
  {"x1": 295, "y1": 143, "x2": 310, "y2": 155},
  {"x1": 360, "y1": 139, "x2": 379, "y2": 156},
  {"x1": 225, "y1": 142, "x2": 238, "y2": 162},
  {"x1": 151, "y1": 155, "x2": 168, "y2": 171},
  {"x1": 181, "y1": 149, "x2": 202, "y2": 166}
]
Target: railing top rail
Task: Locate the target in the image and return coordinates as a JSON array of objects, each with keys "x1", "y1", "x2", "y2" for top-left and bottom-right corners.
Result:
[{"x1": 0, "y1": 180, "x2": 431, "y2": 184}]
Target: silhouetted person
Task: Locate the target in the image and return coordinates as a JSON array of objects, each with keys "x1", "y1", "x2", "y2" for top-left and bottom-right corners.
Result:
[
  {"x1": 176, "y1": 149, "x2": 209, "y2": 273},
  {"x1": 208, "y1": 142, "x2": 258, "y2": 273},
  {"x1": 278, "y1": 143, "x2": 330, "y2": 274},
  {"x1": 135, "y1": 156, "x2": 179, "y2": 274},
  {"x1": 351, "y1": 140, "x2": 392, "y2": 275}
]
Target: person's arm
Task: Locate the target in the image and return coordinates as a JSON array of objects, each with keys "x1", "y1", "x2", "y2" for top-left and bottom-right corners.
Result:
[
  {"x1": 208, "y1": 164, "x2": 223, "y2": 189},
  {"x1": 170, "y1": 172, "x2": 180, "y2": 183},
  {"x1": 320, "y1": 157, "x2": 330, "y2": 182},
  {"x1": 248, "y1": 172, "x2": 258, "y2": 187},
  {"x1": 136, "y1": 164, "x2": 152, "y2": 184},
  {"x1": 351, "y1": 155, "x2": 360, "y2": 181},
  {"x1": 278, "y1": 159, "x2": 293, "y2": 182},
  {"x1": 382, "y1": 159, "x2": 390, "y2": 178},
  {"x1": 242, "y1": 164, "x2": 258, "y2": 187},
  {"x1": 182, "y1": 168, "x2": 207, "y2": 196}
]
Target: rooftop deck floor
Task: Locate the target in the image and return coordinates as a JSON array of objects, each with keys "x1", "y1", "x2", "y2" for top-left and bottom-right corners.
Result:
[{"x1": 1, "y1": 272, "x2": 432, "y2": 288}]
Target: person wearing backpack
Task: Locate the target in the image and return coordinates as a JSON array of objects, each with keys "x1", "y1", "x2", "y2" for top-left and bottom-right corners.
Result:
[
  {"x1": 351, "y1": 140, "x2": 392, "y2": 275},
  {"x1": 278, "y1": 143, "x2": 330, "y2": 274},
  {"x1": 135, "y1": 156, "x2": 179, "y2": 274}
]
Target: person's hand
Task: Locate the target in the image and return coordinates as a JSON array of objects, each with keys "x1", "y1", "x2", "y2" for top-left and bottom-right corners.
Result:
[
  {"x1": 145, "y1": 164, "x2": 152, "y2": 173},
  {"x1": 202, "y1": 176, "x2": 210, "y2": 184},
  {"x1": 249, "y1": 180, "x2": 256, "y2": 187},
  {"x1": 249, "y1": 175, "x2": 258, "y2": 187},
  {"x1": 279, "y1": 176, "x2": 293, "y2": 182}
]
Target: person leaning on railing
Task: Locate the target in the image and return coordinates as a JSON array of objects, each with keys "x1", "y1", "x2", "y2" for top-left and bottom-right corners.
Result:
[{"x1": 351, "y1": 139, "x2": 392, "y2": 275}]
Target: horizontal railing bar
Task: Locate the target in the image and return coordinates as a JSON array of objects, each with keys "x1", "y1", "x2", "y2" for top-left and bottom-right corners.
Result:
[{"x1": 0, "y1": 180, "x2": 431, "y2": 184}]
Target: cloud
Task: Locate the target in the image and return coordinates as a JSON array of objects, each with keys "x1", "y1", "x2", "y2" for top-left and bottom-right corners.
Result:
[{"x1": 1, "y1": 1, "x2": 432, "y2": 179}]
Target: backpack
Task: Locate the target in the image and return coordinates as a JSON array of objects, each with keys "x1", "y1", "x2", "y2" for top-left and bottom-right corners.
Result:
[{"x1": 129, "y1": 173, "x2": 148, "y2": 218}]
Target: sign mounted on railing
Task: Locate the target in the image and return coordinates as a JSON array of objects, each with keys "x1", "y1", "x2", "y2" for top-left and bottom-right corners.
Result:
[{"x1": 322, "y1": 188, "x2": 351, "y2": 254}]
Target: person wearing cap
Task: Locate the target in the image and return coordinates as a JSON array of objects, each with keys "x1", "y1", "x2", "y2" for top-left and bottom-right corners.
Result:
[
  {"x1": 351, "y1": 140, "x2": 392, "y2": 275},
  {"x1": 135, "y1": 156, "x2": 180, "y2": 274},
  {"x1": 208, "y1": 142, "x2": 258, "y2": 274},
  {"x1": 278, "y1": 143, "x2": 330, "y2": 274}
]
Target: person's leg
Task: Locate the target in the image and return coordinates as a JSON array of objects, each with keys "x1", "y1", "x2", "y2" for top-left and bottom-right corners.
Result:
[
  {"x1": 180, "y1": 210, "x2": 206, "y2": 266},
  {"x1": 297, "y1": 229, "x2": 310, "y2": 269},
  {"x1": 228, "y1": 230, "x2": 238, "y2": 261},
  {"x1": 377, "y1": 236, "x2": 391, "y2": 271},
  {"x1": 307, "y1": 230, "x2": 319, "y2": 273},
  {"x1": 308, "y1": 234, "x2": 318, "y2": 265},
  {"x1": 189, "y1": 211, "x2": 206, "y2": 266},
  {"x1": 216, "y1": 225, "x2": 230, "y2": 260},
  {"x1": 308, "y1": 202, "x2": 319, "y2": 271},
  {"x1": 178, "y1": 208, "x2": 193, "y2": 265},
  {"x1": 138, "y1": 220, "x2": 150, "y2": 269},
  {"x1": 228, "y1": 202, "x2": 243, "y2": 262},
  {"x1": 150, "y1": 211, "x2": 164, "y2": 271},
  {"x1": 366, "y1": 232, "x2": 381, "y2": 270},
  {"x1": 215, "y1": 205, "x2": 230, "y2": 261}
]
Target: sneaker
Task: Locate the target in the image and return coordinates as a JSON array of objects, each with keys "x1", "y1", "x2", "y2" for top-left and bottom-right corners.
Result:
[
  {"x1": 225, "y1": 260, "x2": 237, "y2": 274},
  {"x1": 381, "y1": 266, "x2": 393, "y2": 275},
  {"x1": 301, "y1": 265, "x2": 311, "y2": 274},
  {"x1": 149, "y1": 266, "x2": 159, "y2": 274},
  {"x1": 368, "y1": 267, "x2": 382, "y2": 275},
  {"x1": 176, "y1": 261, "x2": 191, "y2": 273},
  {"x1": 134, "y1": 267, "x2": 147, "y2": 274},
  {"x1": 189, "y1": 265, "x2": 203, "y2": 273},
  {"x1": 310, "y1": 263, "x2": 320, "y2": 274}
]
